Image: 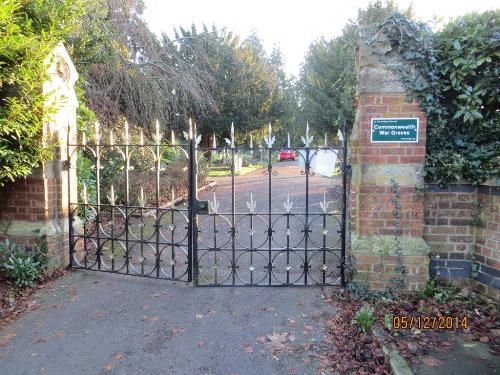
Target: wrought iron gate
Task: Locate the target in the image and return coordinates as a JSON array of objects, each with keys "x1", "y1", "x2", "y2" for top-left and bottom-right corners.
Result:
[{"x1": 68, "y1": 121, "x2": 349, "y2": 286}]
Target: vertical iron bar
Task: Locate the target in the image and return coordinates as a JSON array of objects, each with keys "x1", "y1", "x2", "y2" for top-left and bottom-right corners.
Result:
[
  {"x1": 322, "y1": 213, "x2": 326, "y2": 284},
  {"x1": 66, "y1": 123, "x2": 74, "y2": 268},
  {"x1": 155, "y1": 135, "x2": 161, "y2": 278},
  {"x1": 170, "y1": 203, "x2": 175, "y2": 279},
  {"x1": 187, "y1": 129, "x2": 197, "y2": 284},
  {"x1": 95, "y1": 134, "x2": 101, "y2": 270},
  {"x1": 250, "y1": 212, "x2": 254, "y2": 285},
  {"x1": 111, "y1": 199, "x2": 115, "y2": 271},
  {"x1": 341, "y1": 121, "x2": 348, "y2": 287},
  {"x1": 286, "y1": 213, "x2": 290, "y2": 284},
  {"x1": 231, "y1": 147, "x2": 235, "y2": 285},
  {"x1": 140, "y1": 204, "x2": 144, "y2": 275},
  {"x1": 304, "y1": 147, "x2": 310, "y2": 284},
  {"x1": 213, "y1": 213, "x2": 218, "y2": 284},
  {"x1": 124, "y1": 136, "x2": 130, "y2": 274},
  {"x1": 267, "y1": 147, "x2": 272, "y2": 285}
]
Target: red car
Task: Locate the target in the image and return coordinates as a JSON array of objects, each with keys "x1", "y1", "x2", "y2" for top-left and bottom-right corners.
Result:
[{"x1": 278, "y1": 149, "x2": 296, "y2": 161}]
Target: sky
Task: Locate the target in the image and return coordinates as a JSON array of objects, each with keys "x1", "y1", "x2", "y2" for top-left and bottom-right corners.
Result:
[{"x1": 143, "y1": 0, "x2": 498, "y2": 76}]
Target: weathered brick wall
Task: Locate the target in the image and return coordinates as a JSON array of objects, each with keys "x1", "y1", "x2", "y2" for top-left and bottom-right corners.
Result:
[
  {"x1": 350, "y1": 93, "x2": 427, "y2": 239},
  {"x1": 349, "y1": 29, "x2": 431, "y2": 291},
  {"x1": 423, "y1": 184, "x2": 499, "y2": 299},
  {"x1": 354, "y1": 253, "x2": 429, "y2": 291},
  {"x1": 0, "y1": 176, "x2": 63, "y2": 223},
  {"x1": 474, "y1": 186, "x2": 500, "y2": 299},
  {"x1": 424, "y1": 185, "x2": 476, "y2": 283}
]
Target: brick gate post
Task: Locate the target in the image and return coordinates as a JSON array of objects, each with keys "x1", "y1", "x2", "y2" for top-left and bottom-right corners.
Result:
[
  {"x1": 349, "y1": 30, "x2": 430, "y2": 290},
  {"x1": 0, "y1": 42, "x2": 78, "y2": 271}
]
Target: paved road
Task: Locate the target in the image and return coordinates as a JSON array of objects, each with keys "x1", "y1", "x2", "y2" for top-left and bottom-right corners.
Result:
[
  {"x1": 0, "y1": 271, "x2": 335, "y2": 375},
  {"x1": 199, "y1": 160, "x2": 342, "y2": 214}
]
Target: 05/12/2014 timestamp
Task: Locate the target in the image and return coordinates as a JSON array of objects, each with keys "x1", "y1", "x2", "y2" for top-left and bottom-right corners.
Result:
[{"x1": 392, "y1": 316, "x2": 468, "y2": 330}]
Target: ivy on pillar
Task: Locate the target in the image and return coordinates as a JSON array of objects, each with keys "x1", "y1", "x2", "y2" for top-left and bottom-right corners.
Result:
[{"x1": 349, "y1": 29, "x2": 430, "y2": 291}]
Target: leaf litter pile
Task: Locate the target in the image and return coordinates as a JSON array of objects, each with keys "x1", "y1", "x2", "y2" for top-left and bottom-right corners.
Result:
[
  {"x1": 0, "y1": 269, "x2": 69, "y2": 331},
  {"x1": 260, "y1": 285, "x2": 499, "y2": 374}
]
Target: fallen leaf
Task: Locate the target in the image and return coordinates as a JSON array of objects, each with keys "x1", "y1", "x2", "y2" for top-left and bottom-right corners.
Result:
[
  {"x1": 423, "y1": 357, "x2": 444, "y2": 367},
  {"x1": 170, "y1": 327, "x2": 186, "y2": 337},
  {"x1": 267, "y1": 332, "x2": 289, "y2": 354},
  {"x1": 242, "y1": 343, "x2": 253, "y2": 353},
  {"x1": 103, "y1": 362, "x2": 115, "y2": 370},
  {"x1": 195, "y1": 313, "x2": 204, "y2": 319},
  {"x1": 197, "y1": 340, "x2": 205, "y2": 348},
  {"x1": 302, "y1": 325, "x2": 313, "y2": 335},
  {"x1": 55, "y1": 331, "x2": 65, "y2": 337},
  {"x1": 34, "y1": 337, "x2": 47, "y2": 344},
  {"x1": 142, "y1": 316, "x2": 159, "y2": 322},
  {"x1": 150, "y1": 293, "x2": 162, "y2": 298},
  {"x1": 205, "y1": 307, "x2": 216, "y2": 315},
  {"x1": 0, "y1": 333, "x2": 16, "y2": 347},
  {"x1": 479, "y1": 336, "x2": 490, "y2": 343},
  {"x1": 256, "y1": 336, "x2": 266, "y2": 344},
  {"x1": 287, "y1": 368, "x2": 297, "y2": 375},
  {"x1": 113, "y1": 353, "x2": 125, "y2": 360},
  {"x1": 302, "y1": 357, "x2": 311, "y2": 365},
  {"x1": 259, "y1": 305, "x2": 274, "y2": 312},
  {"x1": 95, "y1": 312, "x2": 105, "y2": 319}
]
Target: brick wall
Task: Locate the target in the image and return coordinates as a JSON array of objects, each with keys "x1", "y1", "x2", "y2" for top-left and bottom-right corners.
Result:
[
  {"x1": 354, "y1": 253, "x2": 429, "y2": 291},
  {"x1": 474, "y1": 186, "x2": 500, "y2": 298},
  {"x1": 0, "y1": 176, "x2": 64, "y2": 223},
  {"x1": 351, "y1": 94, "x2": 427, "y2": 165},
  {"x1": 424, "y1": 184, "x2": 500, "y2": 299},
  {"x1": 350, "y1": 93, "x2": 427, "y2": 239}
]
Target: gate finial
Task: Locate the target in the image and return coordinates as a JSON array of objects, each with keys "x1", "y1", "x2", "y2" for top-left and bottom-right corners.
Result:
[
  {"x1": 301, "y1": 122, "x2": 313, "y2": 147},
  {"x1": 264, "y1": 123, "x2": 275, "y2": 148},
  {"x1": 283, "y1": 194, "x2": 293, "y2": 213},
  {"x1": 209, "y1": 192, "x2": 220, "y2": 214},
  {"x1": 154, "y1": 119, "x2": 163, "y2": 143},
  {"x1": 224, "y1": 122, "x2": 235, "y2": 148},
  {"x1": 246, "y1": 192, "x2": 257, "y2": 214}
]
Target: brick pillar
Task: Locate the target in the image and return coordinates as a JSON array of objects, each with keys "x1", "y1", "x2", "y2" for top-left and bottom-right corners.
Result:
[
  {"x1": 0, "y1": 42, "x2": 78, "y2": 271},
  {"x1": 349, "y1": 30, "x2": 430, "y2": 290}
]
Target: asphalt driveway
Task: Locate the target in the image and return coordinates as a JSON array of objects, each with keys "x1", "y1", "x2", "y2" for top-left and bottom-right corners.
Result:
[{"x1": 0, "y1": 270, "x2": 335, "y2": 375}]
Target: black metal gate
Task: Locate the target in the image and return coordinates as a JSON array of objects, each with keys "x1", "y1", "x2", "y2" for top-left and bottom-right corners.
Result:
[{"x1": 68, "y1": 121, "x2": 349, "y2": 286}]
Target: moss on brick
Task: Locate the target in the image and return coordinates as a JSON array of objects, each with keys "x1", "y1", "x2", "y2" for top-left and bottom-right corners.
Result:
[{"x1": 351, "y1": 234, "x2": 430, "y2": 256}]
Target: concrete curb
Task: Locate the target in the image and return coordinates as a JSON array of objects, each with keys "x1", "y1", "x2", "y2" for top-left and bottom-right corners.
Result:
[
  {"x1": 374, "y1": 328, "x2": 414, "y2": 375},
  {"x1": 382, "y1": 345, "x2": 414, "y2": 375}
]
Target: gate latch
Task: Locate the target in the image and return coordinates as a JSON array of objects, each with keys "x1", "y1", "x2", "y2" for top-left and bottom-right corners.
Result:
[{"x1": 195, "y1": 200, "x2": 209, "y2": 214}]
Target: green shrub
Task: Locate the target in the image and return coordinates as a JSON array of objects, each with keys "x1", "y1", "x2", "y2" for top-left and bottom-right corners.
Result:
[
  {"x1": 0, "y1": 0, "x2": 87, "y2": 186},
  {"x1": 378, "y1": 11, "x2": 500, "y2": 185},
  {"x1": 419, "y1": 280, "x2": 452, "y2": 303},
  {"x1": 0, "y1": 231, "x2": 48, "y2": 288},
  {"x1": 2, "y1": 252, "x2": 41, "y2": 288},
  {"x1": 352, "y1": 306, "x2": 375, "y2": 333}
]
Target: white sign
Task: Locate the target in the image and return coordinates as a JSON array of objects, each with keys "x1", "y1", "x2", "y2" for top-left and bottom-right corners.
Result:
[{"x1": 298, "y1": 150, "x2": 338, "y2": 177}]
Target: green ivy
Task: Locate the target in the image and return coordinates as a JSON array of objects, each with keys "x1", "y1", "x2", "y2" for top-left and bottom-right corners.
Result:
[
  {"x1": 0, "y1": 0, "x2": 87, "y2": 186},
  {"x1": 374, "y1": 11, "x2": 500, "y2": 185}
]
